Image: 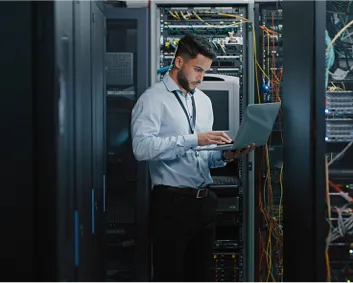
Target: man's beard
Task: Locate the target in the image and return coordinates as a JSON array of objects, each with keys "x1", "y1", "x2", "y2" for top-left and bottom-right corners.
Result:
[{"x1": 177, "y1": 67, "x2": 201, "y2": 92}]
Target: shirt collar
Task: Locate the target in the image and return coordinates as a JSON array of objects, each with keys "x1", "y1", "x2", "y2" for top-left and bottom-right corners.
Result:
[{"x1": 162, "y1": 74, "x2": 196, "y2": 97}]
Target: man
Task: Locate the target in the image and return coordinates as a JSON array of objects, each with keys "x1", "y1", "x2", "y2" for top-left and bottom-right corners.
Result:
[{"x1": 131, "y1": 34, "x2": 254, "y2": 281}]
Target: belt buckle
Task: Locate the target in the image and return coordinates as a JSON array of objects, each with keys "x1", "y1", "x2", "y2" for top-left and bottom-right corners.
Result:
[{"x1": 196, "y1": 188, "x2": 208, "y2": 199}]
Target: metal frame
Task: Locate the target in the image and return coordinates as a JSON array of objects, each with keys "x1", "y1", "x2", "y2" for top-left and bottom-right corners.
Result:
[
  {"x1": 252, "y1": 3, "x2": 262, "y2": 280},
  {"x1": 74, "y1": 1, "x2": 94, "y2": 280},
  {"x1": 282, "y1": 0, "x2": 327, "y2": 281},
  {"x1": 243, "y1": 3, "x2": 255, "y2": 282},
  {"x1": 55, "y1": 1, "x2": 76, "y2": 280},
  {"x1": 314, "y1": 2, "x2": 328, "y2": 280},
  {"x1": 150, "y1": 1, "x2": 255, "y2": 281},
  {"x1": 91, "y1": 2, "x2": 106, "y2": 281}
]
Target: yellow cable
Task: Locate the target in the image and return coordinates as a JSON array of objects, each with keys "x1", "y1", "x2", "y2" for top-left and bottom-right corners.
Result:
[
  {"x1": 169, "y1": 11, "x2": 179, "y2": 19},
  {"x1": 193, "y1": 12, "x2": 242, "y2": 28},
  {"x1": 266, "y1": 224, "x2": 276, "y2": 282},
  {"x1": 325, "y1": 156, "x2": 332, "y2": 281},
  {"x1": 180, "y1": 11, "x2": 189, "y2": 20},
  {"x1": 216, "y1": 12, "x2": 250, "y2": 23},
  {"x1": 267, "y1": 31, "x2": 270, "y2": 83},
  {"x1": 278, "y1": 163, "x2": 283, "y2": 223},
  {"x1": 327, "y1": 19, "x2": 353, "y2": 52},
  {"x1": 256, "y1": 60, "x2": 281, "y2": 84}
]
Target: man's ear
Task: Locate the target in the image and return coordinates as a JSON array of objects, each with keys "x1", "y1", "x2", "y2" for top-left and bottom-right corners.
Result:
[{"x1": 173, "y1": 56, "x2": 184, "y2": 69}]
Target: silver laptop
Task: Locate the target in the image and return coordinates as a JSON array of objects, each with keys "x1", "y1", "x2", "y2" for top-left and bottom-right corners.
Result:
[{"x1": 195, "y1": 102, "x2": 281, "y2": 151}]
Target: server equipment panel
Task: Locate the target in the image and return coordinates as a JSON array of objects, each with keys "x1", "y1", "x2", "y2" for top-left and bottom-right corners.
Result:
[
  {"x1": 255, "y1": 2, "x2": 283, "y2": 282},
  {"x1": 326, "y1": 1, "x2": 353, "y2": 281}
]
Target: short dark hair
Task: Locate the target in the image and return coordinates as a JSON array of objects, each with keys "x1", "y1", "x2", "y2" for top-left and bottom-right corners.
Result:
[{"x1": 174, "y1": 34, "x2": 217, "y2": 62}]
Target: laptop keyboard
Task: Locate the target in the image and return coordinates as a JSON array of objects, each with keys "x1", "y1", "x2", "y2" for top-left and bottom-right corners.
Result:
[{"x1": 217, "y1": 141, "x2": 234, "y2": 146}]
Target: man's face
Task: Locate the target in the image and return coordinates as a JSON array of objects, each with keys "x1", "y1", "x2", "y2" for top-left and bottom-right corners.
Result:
[{"x1": 175, "y1": 54, "x2": 212, "y2": 93}]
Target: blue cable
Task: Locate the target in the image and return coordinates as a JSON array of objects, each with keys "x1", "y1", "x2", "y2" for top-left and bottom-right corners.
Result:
[
  {"x1": 157, "y1": 65, "x2": 172, "y2": 74},
  {"x1": 325, "y1": 30, "x2": 335, "y2": 88}
]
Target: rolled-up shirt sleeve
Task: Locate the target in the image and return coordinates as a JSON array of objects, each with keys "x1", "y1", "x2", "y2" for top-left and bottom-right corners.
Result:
[
  {"x1": 131, "y1": 92, "x2": 198, "y2": 161},
  {"x1": 208, "y1": 150, "x2": 226, "y2": 168}
]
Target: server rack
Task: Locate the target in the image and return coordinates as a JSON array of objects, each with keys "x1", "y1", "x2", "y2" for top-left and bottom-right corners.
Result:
[
  {"x1": 150, "y1": 1, "x2": 255, "y2": 281},
  {"x1": 1, "y1": 1, "x2": 107, "y2": 280},
  {"x1": 325, "y1": 1, "x2": 353, "y2": 281},
  {"x1": 104, "y1": 6, "x2": 150, "y2": 282},
  {"x1": 58, "y1": 1, "x2": 106, "y2": 280},
  {"x1": 253, "y1": 1, "x2": 284, "y2": 281},
  {"x1": 282, "y1": 0, "x2": 327, "y2": 281}
]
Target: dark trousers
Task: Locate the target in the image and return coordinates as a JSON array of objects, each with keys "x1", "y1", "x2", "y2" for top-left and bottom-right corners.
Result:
[{"x1": 151, "y1": 185, "x2": 218, "y2": 282}]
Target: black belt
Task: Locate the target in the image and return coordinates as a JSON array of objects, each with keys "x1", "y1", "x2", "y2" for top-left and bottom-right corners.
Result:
[{"x1": 155, "y1": 185, "x2": 209, "y2": 199}]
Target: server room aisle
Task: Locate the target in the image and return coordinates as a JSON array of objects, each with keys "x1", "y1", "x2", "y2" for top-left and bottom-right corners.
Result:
[{"x1": 5, "y1": 0, "x2": 345, "y2": 282}]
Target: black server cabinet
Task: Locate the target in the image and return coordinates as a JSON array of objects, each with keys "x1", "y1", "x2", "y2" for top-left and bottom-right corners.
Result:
[
  {"x1": 91, "y1": 1, "x2": 107, "y2": 281},
  {"x1": 74, "y1": 1, "x2": 93, "y2": 280},
  {"x1": 57, "y1": 1, "x2": 107, "y2": 280},
  {"x1": 282, "y1": 0, "x2": 327, "y2": 281},
  {"x1": 0, "y1": 1, "x2": 76, "y2": 280},
  {"x1": 104, "y1": 7, "x2": 150, "y2": 282},
  {"x1": 56, "y1": 1, "x2": 107, "y2": 280},
  {"x1": 55, "y1": 1, "x2": 77, "y2": 280},
  {"x1": 0, "y1": 1, "x2": 60, "y2": 281},
  {"x1": 33, "y1": 2, "x2": 60, "y2": 281},
  {"x1": 72, "y1": 1, "x2": 107, "y2": 280},
  {"x1": 74, "y1": 0, "x2": 95, "y2": 281},
  {"x1": 1, "y1": 1, "x2": 107, "y2": 280}
]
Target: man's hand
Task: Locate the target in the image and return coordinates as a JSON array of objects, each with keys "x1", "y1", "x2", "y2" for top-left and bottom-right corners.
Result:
[
  {"x1": 197, "y1": 131, "x2": 232, "y2": 146},
  {"x1": 223, "y1": 143, "x2": 255, "y2": 161}
]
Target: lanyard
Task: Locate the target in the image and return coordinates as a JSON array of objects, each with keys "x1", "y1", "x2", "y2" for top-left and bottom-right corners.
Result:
[{"x1": 172, "y1": 90, "x2": 196, "y2": 134}]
